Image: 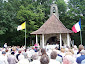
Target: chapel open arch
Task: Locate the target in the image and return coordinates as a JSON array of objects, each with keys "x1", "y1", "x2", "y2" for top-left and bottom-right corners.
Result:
[
  {"x1": 47, "y1": 36, "x2": 57, "y2": 45},
  {"x1": 46, "y1": 36, "x2": 64, "y2": 46}
]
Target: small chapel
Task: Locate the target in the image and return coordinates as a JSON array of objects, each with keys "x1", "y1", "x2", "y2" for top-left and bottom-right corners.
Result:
[{"x1": 31, "y1": 4, "x2": 73, "y2": 48}]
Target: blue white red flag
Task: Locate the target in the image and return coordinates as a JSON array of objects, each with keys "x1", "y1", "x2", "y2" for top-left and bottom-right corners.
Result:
[{"x1": 72, "y1": 19, "x2": 81, "y2": 33}]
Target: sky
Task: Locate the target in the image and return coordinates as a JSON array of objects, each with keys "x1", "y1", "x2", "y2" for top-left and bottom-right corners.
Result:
[
  {"x1": 64, "y1": 0, "x2": 69, "y2": 4},
  {"x1": 3, "y1": 0, "x2": 8, "y2": 2}
]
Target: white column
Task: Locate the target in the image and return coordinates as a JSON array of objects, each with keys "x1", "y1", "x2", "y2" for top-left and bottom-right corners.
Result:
[
  {"x1": 60, "y1": 33, "x2": 62, "y2": 49},
  {"x1": 36, "y1": 34, "x2": 38, "y2": 44},
  {"x1": 67, "y1": 33, "x2": 70, "y2": 47},
  {"x1": 42, "y1": 34, "x2": 44, "y2": 48}
]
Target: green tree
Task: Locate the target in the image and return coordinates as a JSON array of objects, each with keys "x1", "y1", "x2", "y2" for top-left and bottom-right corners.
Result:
[
  {"x1": 17, "y1": 3, "x2": 45, "y2": 45},
  {"x1": 0, "y1": 0, "x2": 69, "y2": 46},
  {"x1": 0, "y1": 0, "x2": 22, "y2": 46},
  {"x1": 67, "y1": 0, "x2": 85, "y2": 46}
]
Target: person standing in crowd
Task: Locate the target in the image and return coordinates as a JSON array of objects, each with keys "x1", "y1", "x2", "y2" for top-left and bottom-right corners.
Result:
[
  {"x1": 0, "y1": 51, "x2": 8, "y2": 64},
  {"x1": 76, "y1": 50, "x2": 85, "y2": 64},
  {"x1": 16, "y1": 50, "x2": 21, "y2": 61},
  {"x1": 30, "y1": 54, "x2": 40, "y2": 64},
  {"x1": 4, "y1": 43, "x2": 7, "y2": 48},
  {"x1": 81, "y1": 59, "x2": 85, "y2": 64},
  {"x1": 17, "y1": 54, "x2": 29, "y2": 64},
  {"x1": 56, "y1": 50, "x2": 62, "y2": 63},
  {"x1": 7, "y1": 52, "x2": 18, "y2": 64},
  {"x1": 77, "y1": 45, "x2": 84, "y2": 56},
  {"x1": 22, "y1": 49, "x2": 28, "y2": 59},
  {"x1": 49, "y1": 51, "x2": 60, "y2": 64},
  {"x1": 34, "y1": 43, "x2": 39, "y2": 52},
  {"x1": 41, "y1": 48, "x2": 47, "y2": 56},
  {"x1": 63, "y1": 52, "x2": 77, "y2": 64},
  {"x1": 60, "y1": 48, "x2": 65, "y2": 57},
  {"x1": 40, "y1": 55, "x2": 49, "y2": 64}
]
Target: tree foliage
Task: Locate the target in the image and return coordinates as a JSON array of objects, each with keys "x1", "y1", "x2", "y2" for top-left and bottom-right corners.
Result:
[
  {"x1": 67, "y1": 0, "x2": 85, "y2": 45},
  {"x1": 0, "y1": 0, "x2": 84, "y2": 46},
  {"x1": 0, "y1": 0, "x2": 21, "y2": 46}
]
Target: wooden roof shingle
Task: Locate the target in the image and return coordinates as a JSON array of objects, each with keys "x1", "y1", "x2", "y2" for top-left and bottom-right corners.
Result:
[{"x1": 31, "y1": 14, "x2": 73, "y2": 34}]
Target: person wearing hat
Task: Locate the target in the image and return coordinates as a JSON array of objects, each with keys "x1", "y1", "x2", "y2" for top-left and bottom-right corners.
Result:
[
  {"x1": 76, "y1": 50, "x2": 85, "y2": 64},
  {"x1": 2, "y1": 51, "x2": 6, "y2": 56},
  {"x1": 0, "y1": 51, "x2": 8, "y2": 64}
]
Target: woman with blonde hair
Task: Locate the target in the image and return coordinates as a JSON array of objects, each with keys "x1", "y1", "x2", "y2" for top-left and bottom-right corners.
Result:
[{"x1": 63, "y1": 52, "x2": 77, "y2": 64}]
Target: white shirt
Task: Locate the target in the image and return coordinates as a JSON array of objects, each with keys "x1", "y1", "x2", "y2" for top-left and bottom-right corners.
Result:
[
  {"x1": 30, "y1": 60, "x2": 40, "y2": 64},
  {"x1": 17, "y1": 59, "x2": 29, "y2": 64},
  {"x1": 49, "y1": 59, "x2": 60, "y2": 64},
  {"x1": 4, "y1": 44, "x2": 7, "y2": 48},
  {"x1": 0, "y1": 54, "x2": 8, "y2": 64}
]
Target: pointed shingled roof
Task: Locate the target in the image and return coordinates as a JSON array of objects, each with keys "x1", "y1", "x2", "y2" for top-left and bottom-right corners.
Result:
[{"x1": 31, "y1": 14, "x2": 73, "y2": 34}]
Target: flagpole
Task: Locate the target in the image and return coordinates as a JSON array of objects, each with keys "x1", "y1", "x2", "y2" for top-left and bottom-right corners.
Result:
[
  {"x1": 80, "y1": 30, "x2": 82, "y2": 45},
  {"x1": 25, "y1": 21, "x2": 26, "y2": 49},
  {"x1": 79, "y1": 18, "x2": 82, "y2": 45}
]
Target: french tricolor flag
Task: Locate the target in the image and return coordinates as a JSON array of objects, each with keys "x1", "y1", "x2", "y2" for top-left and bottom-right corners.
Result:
[{"x1": 72, "y1": 19, "x2": 81, "y2": 33}]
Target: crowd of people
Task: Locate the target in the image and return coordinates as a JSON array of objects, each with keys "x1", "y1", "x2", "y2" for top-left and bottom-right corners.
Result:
[{"x1": 0, "y1": 44, "x2": 85, "y2": 64}]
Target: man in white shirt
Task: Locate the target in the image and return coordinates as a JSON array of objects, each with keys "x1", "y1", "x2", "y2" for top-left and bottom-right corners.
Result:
[
  {"x1": 30, "y1": 54, "x2": 40, "y2": 64},
  {"x1": 49, "y1": 51, "x2": 60, "y2": 64},
  {"x1": 0, "y1": 51, "x2": 8, "y2": 64},
  {"x1": 4, "y1": 43, "x2": 7, "y2": 48}
]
